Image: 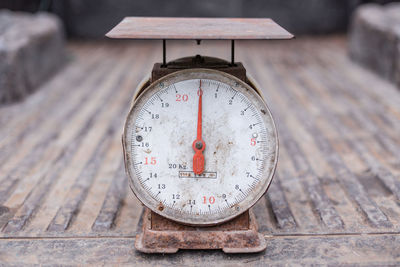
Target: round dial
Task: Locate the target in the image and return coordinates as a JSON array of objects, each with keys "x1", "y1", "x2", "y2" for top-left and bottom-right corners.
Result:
[{"x1": 123, "y1": 69, "x2": 278, "y2": 225}]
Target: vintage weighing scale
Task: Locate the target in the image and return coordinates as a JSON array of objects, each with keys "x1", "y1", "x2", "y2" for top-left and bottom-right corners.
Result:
[{"x1": 106, "y1": 17, "x2": 293, "y2": 253}]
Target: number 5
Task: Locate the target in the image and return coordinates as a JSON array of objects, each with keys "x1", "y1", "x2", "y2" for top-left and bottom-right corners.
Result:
[{"x1": 250, "y1": 138, "x2": 256, "y2": 146}]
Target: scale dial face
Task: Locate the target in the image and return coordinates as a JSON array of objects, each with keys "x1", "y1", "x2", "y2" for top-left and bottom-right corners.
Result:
[{"x1": 123, "y1": 69, "x2": 278, "y2": 225}]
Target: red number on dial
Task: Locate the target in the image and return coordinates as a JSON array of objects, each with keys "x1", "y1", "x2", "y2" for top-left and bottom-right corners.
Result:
[
  {"x1": 209, "y1": 196, "x2": 215, "y2": 204},
  {"x1": 250, "y1": 138, "x2": 256, "y2": 146},
  {"x1": 144, "y1": 157, "x2": 156, "y2": 165},
  {"x1": 202, "y1": 196, "x2": 215, "y2": 204},
  {"x1": 176, "y1": 94, "x2": 188, "y2": 102}
]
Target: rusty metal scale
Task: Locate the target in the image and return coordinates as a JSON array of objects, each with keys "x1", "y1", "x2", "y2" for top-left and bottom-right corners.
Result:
[{"x1": 106, "y1": 17, "x2": 293, "y2": 253}]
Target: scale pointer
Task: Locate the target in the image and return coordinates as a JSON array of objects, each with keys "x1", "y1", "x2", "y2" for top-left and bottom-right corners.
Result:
[{"x1": 192, "y1": 79, "x2": 206, "y2": 175}]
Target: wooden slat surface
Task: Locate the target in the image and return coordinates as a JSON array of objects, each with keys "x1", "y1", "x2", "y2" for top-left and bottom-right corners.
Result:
[
  {"x1": 106, "y1": 17, "x2": 293, "y2": 40},
  {"x1": 1, "y1": 37, "x2": 400, "y2": 265}
]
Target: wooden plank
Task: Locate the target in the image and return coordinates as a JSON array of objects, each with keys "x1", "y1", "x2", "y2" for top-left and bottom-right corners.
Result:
[
  {"x1": 295, "y1": 52, "x2": 400, "y2": 203},
  {"x1": 46, "y1": 60, "x2": 133, "y2": 232},
  {"x1": 106, "y1": 17, "x2": 293, "y2": 40},
  {"x1": 266, "y1": 63, "x2": 392, "y2": 229},
  {"x1": 2, "y1": 49, "x2": 133, "y2": 233},
  {"x1": 92, "y1": 161, "x2": 127, "y2": 231},
  {"x1": 248, "y1": 52, "x2": 344, "y2": 231},
  {"x1": 266, "y1": 174, "x2": 297, "y2": 230},
  {"x1": 274, "y1": 111, "x2": 344, "y2": 230},
  {"x1": 46, "y1": 127, "x2": 116, "y2": 232},
  {"x1": 1, "y1": 235, "x2": 399, "y2": 265},
  {"x1": 0, "y1": 60, "x2": 112, "y2": 206},
  {"x1": 1, "y1": 37, "x2": 400, "y2": 265}
]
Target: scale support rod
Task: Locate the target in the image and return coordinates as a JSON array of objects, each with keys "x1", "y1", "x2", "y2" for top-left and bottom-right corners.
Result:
[
  {"x1": 162, "y1": 39, "x2": 166, "y2": 67},
  {"x1": 231, "y1": 40, "x2": 235, "y2": 66},
  {"x1": 161, "y1": 39, "x2": 236, "y2": 67}
]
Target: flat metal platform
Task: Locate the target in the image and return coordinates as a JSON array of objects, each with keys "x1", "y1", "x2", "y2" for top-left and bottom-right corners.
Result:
[
  {"x1": 1, "y1": 36, "x2": 400, "y2": 265},
  {"x1": 106, "y1": 17, "x2": 293, "y2": 39}
]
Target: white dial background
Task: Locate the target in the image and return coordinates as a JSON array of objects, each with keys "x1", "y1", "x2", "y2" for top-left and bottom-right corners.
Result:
[{"x1": 124, "y1": 69, "x2": 278, "y2": 225}]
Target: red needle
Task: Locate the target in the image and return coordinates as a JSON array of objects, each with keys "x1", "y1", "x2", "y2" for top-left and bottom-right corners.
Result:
[{"x1": 192, "y1": 79, "x2": 205, "y2": 175}]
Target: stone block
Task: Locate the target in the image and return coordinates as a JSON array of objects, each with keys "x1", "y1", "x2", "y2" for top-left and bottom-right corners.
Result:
[
  {"x1": 0, "y1": 10, "x2": 66, "y2": 104},
  {"x1": 348, "y1": 3, "x2": 400, "y2": 87}
]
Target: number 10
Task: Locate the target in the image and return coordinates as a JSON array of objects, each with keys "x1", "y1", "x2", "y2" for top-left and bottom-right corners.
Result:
[{"x1": 202, "y1": 196, "x2": 215, "y2": 204}]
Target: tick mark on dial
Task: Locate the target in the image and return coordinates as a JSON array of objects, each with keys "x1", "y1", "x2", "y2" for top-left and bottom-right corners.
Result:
[
  {"x1": 225, "y1": 199, "x2": 230, "y2": 207},
  {"x1": 231, "y1": 91, "x2": 238, "y2": 99},
  {"x1": 249, "y1": 174, "x2": 259, "y2": 180}
]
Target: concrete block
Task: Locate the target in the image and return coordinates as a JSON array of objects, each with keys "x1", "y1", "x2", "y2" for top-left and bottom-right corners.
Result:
[
  {"x1": 348, "y1": 3, "x2": 400, "y2": 87},
  {"x1": 0, "y1": 10, "x2": 66, "y2": 104}
]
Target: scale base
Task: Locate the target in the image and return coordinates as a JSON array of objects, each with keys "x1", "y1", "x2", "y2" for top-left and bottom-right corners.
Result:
[{"x1": 135, "y1": 208, "x2": 266, "y2": 253}]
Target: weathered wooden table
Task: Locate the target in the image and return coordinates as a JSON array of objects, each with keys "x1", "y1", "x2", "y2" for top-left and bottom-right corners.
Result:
[{"x1": 1, "y1": 36, "x2": 400, "y2": 265}]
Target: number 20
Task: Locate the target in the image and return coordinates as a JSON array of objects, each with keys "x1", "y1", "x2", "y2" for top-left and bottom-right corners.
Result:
[{"x1": 176, "y1": 94, "x2": 188, "y2": 102}]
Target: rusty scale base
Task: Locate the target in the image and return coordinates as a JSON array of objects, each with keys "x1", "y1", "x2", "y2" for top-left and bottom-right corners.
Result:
[
  {"x1": 133, "y1": 56, "x2": 267, "y2": 253},
  {"x1": 151, "y1": 55, "x2": 247, "y2": 82},
  {"x1": 135, "y1": 208, "x2": 266, "y2": 253}
]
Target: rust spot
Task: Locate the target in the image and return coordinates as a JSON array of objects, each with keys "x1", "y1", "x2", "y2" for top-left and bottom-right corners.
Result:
[
  {"x1": 178, "y1": 137, "x2": 184, "y2": 145},
  {"x1": 228, "y1": 141, "x2": 233, "y2": 145},
  {"x1": 158, "y1": 203, "x2": 164, "y2": 211},
  {"x1": 215, "y1": 143, "x2": 222, "y2": 151},
  {"x1": 140, "y1": 209, "x2": 266, "y2": 252},
  {"x1": 261, "y1": 109, "x2": 266, "y2": 115}
]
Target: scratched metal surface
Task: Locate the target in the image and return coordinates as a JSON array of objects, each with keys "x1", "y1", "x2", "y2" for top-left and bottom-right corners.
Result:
[
  {"x1": 1, "y1": 37, "x2": 400, "y2": 265},
  {"x1": 106, "y1": 17, "x2": 293, "y2": 40}
]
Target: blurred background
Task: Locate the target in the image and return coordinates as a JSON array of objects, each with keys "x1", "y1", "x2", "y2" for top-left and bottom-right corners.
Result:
[
  {"x1": 2, "y1": 0, "x2": 400, "y2": 104},
  {"x1": 1, "y1": 0, "x2": 399, "y2": 37}
]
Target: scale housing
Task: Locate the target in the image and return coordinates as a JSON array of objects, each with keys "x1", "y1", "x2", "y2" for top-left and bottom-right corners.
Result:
[{"x1": 107, "y1": 17, "x2": 293, "y2": 253}]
